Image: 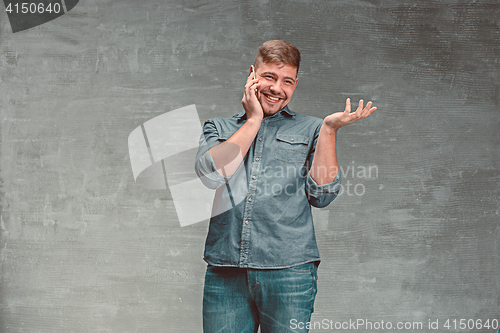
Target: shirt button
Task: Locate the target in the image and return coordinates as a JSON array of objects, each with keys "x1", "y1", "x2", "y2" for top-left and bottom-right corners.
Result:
[
  {"x1": 258, "y1": 138, "x2": 262, "y2": 141},
  {"x1": 248, "y1": 198, "x2": 252, "y2": 202},
  {"x1": 291, "y1": 138, "x2": 294, "y2": 142},
  {"x1": 244, "y1": 220, "x2": 249, "y2": 225},
  {"x1": 252, "y1": 175, "x2": 256, "y2": 180},
  {"x1": 255, "y1": 157, "x2": 260, "y2": 162}
]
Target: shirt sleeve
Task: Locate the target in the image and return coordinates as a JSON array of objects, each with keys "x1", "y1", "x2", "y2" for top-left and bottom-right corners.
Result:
[
  {"x1": 305, "y1": 121, "x2": 342, "y2": 208},
  {"x1": 305, "y1": 171, "x2": 341, "y2": 208},
  {"x1": 194, "y1": 119, "x2": 231, "y2": 189}
]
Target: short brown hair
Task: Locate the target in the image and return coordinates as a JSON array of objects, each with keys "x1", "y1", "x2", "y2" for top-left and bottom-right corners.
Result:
[{"x1": 254, "y1": 40, "x2": 301, "y2": 74}]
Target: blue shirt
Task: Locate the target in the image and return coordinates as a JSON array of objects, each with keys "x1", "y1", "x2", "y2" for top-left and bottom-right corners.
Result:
[{"x1": 195, "y1": 106, "x2": 341, "y2": 269}]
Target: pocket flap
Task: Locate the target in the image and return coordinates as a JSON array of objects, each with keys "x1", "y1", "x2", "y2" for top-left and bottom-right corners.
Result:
[{"x1": 276, "y1": 133, "x2": 309, "y2": 145}]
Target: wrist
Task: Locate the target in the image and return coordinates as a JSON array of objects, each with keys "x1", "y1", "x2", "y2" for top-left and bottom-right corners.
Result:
[
  {"x1": 321, "y1": 121, "x2": 339, "y2": 135},
  {"x1": 245, "y1": 118, "x2": 262, "y2": 131},
  {"x1": 246, "y1": 115, "x2": 263, "y2": 125}
]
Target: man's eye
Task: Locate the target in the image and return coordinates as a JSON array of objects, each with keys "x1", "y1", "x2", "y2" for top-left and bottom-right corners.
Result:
[{"x1": 285, "y1": 81, "x2": 293, "y2": 85}]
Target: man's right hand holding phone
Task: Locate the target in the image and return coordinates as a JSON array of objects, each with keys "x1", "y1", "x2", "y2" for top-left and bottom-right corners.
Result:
[{"x1": 241, "y1": 65, "x2": 264, "y2": 122}]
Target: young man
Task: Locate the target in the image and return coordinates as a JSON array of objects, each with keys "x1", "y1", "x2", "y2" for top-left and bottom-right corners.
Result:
[{"x1": 195, "y1": 40, "x2": 376, "y2": 333}]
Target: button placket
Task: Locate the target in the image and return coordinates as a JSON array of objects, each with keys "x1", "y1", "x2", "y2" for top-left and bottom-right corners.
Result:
[{"x1": 238, "y1": 119, "x2": 267, "y2": 267}]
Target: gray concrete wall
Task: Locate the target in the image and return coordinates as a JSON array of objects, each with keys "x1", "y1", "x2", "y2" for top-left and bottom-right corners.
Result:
[{"x1": 0, "y1": 0, "x2": 498, "y2": 332}]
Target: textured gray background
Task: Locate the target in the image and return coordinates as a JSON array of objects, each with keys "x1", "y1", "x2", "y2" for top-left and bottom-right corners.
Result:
[{"x1": 0, "y1": 0, "x2": 499, "y2": 332}]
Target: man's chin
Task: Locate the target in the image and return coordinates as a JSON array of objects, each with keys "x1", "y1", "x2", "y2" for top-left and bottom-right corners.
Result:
[
  {"x1": 263, "y1": 108, "x2": 280, "y2": 117},
  {"x1": 263, "y1": 112, "x2": 274, "y2": 118},
  {"x1": 261, "y1": 103, "x2": 285, "y2": 117}
]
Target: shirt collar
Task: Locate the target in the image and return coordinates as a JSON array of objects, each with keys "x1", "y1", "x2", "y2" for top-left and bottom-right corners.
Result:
[{"x1": 234, "y1": 105, "x2": 296, "y2": 121}]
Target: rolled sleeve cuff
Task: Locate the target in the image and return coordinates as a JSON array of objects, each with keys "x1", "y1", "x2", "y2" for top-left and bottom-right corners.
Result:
[
  {"x1": 305, "y1": 171, "x2": 341, "y2": 208},
  {"x1": 195, "y1": 149, "x2": 231, "y2": 189}
]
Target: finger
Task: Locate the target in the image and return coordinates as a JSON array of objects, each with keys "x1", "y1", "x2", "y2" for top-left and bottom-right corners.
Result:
[
  {"x1": 245, "y1": 78, "x2": 259, "y2": 90},
  {"x1": 368, "y1": 106, "x2": 377, "y2": 115},
  {"x1": 362, "y1": 105, "x2": 377, "y2": 118},
  {"x1": 356, "y1": 99, "x2": 364, "y2": 114},
  {"x1": 360, "y1": 101, "x2": 372, "y2": 117},
  {"x1": 246, "y1": 74, "x2": 256, "y2": 86},
  {"x1": 251, "y1": 81, "x2": 260, "y2": 93},
  {"x1": 367, "y1": 102, "x2": 375, "y2": 116},
  {"x1": 250, "y1": 80, "x2": 260, "y2": 90},
  {"x1": 244, "y1": 82, "x2": 260, "y2": 100},
  {"x1": 344, "y1": 98, "x2": 351, "y2": 115},
  {"x1": 350, "y1": 99, "x2": 363, "y2": 119},
  {"x1": 246, "y1": 66, "x2": 256, "y2": 83}
]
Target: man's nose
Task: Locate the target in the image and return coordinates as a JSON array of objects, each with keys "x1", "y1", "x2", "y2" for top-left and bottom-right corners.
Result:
[{"x1": 269, "y1": 82, "x2": 282, "y2": 95}]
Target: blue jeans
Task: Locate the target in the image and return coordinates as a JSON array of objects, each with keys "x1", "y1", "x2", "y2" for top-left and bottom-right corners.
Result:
[{"x1": 203, "y1": 262, "x2": 318, "y2": 333}]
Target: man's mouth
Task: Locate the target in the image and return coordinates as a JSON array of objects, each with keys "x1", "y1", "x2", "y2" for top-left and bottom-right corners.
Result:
[{"x1": 263, "y1": 93, "x2": 283, "y2": 103}]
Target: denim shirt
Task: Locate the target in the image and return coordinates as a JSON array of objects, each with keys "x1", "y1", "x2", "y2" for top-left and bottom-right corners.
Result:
[{"x1": 195, "y1": 106, "x2": 341, "y2": 269}]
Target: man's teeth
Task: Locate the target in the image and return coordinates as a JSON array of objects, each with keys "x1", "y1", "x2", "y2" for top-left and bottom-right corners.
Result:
[{"x1": 266, "y1": 95, "x2": 280, "y2": 101}]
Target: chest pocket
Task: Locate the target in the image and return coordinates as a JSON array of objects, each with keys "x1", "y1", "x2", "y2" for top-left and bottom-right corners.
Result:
[{"x1": 274, "y1": 133, "x2": 310, "y2": 164}]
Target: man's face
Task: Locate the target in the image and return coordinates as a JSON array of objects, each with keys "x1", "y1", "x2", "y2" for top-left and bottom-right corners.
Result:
[{"x1": 254, "y1": 60, "x2": 299, "y2": 117}]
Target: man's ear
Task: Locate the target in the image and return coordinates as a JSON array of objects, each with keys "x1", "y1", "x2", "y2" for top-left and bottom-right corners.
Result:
[{"x1": 294, "y1": 77, "x2": 299, "y2": 88}]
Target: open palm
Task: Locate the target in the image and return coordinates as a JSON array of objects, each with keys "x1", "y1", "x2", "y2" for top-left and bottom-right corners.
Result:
[{"x1": 324, "y1": 98, "x2": 377, "y2": 130}]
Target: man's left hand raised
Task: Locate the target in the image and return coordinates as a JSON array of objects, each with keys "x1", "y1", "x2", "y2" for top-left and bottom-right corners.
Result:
[{"x1": 323, "y1": 98, "x2": 377, "y2": 132}]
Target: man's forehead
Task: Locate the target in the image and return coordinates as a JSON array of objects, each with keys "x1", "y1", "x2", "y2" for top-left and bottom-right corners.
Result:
[{"x1": 256, "y1": 60, "x2": 298, "y2": 77}]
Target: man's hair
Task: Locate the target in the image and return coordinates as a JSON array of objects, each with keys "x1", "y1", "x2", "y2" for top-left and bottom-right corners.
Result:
[{"x1": 254, "y1": 40, "x2": 301, "y2": 74}]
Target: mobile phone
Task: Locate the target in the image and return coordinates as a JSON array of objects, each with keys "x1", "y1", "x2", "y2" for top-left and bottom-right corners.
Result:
[{"x1": 251, "y1": 65, "x2": 257, "y2": 92}]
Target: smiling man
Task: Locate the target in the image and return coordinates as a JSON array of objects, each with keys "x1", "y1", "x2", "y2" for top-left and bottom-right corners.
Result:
[{"x1": 195, "y1": 40, "x2": 376, "y2": 333}]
